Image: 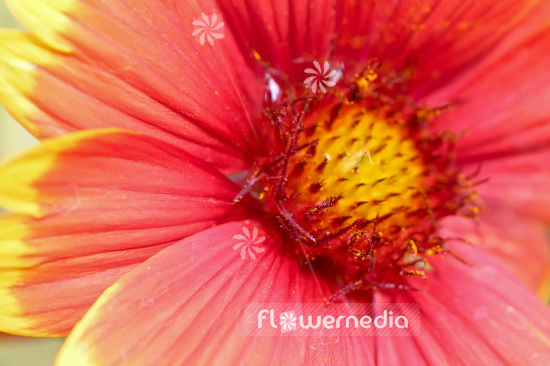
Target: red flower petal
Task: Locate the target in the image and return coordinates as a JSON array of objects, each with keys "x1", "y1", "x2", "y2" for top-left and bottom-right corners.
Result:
[
  {"x1": 471, "y1": 150, "x2": 550, "y2": 224},
  {"x1": 369, "y1": 243, "x2": 550, "y2": 365},
  {"x1": 1, "y1": 0, "x2": 265, "y2": 172},
  {"x1": 55, "y1": 219, "x2": 550, "y2": 365},
  {"x1": 405, "y1": 245, "x2": 550, "y2": 364},
  {"x1": 219, "y1": 0, "x2": 338, "y2": 82},
  {"x1": 0, "y1": 129, "x2": 255, "y2": 336},
  {"x1": 55, "y1": 220, "x2": 381, "y2": 365},
  {"x1": 428, "y1": 16, "x2": 550, "y2": 162},
  {"x1": 425, "y1": 0, "x2": 550, "y2": 103},
  {"x1": 439, "y1": 212, "x2": 550, "y2": 292},
  {"x1": 221, "y1": 0, "x2": 537, "y2": 87},
  {"x1": 399, "y1": 0, "x2": 543, "y2": 96}
]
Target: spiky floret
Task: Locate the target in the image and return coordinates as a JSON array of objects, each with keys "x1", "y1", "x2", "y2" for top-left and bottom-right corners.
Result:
[{"x1": 235, "y1": 63, "x2": 479, "y2": 298}]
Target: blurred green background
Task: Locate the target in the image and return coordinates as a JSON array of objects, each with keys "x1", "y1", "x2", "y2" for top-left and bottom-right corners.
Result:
[{"x1": 0, "y1": 3, "x2": 65, "y2": 366}]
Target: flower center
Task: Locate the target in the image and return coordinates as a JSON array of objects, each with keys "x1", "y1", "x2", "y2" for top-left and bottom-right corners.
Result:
[
  {"x1": 286, "y1": 107, "x2": 426, "y2": 238},
  {"x1": 240, "y1": 66, "x2": 478, "y2": 297}
]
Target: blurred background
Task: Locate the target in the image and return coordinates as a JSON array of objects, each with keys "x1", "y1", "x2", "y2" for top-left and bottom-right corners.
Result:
[{"x1": 0, "y1": 3, "x2": 65, "y2": 366}]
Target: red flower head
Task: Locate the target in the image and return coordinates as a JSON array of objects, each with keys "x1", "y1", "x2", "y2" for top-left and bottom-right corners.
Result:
[{"x1": 0, "y1": 0, "x2": 549, "y2": 365}]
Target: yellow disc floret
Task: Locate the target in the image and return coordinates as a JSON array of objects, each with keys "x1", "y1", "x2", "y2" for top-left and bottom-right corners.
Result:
[
  {"x1": 288, "y1": 106, "x2": 426, "y2": 232},
  {"x1": 241, "y1": 65, "x2": 477, "y2": 295}
]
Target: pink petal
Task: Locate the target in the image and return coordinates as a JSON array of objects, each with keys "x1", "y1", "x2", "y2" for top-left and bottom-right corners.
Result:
[
  {"x1": 440, "y1": 212, "x2": 550, "y2": 292},
  {"x1": 0, "y1": 130, "x2": 255, "y2": 336},
  {"x1": 473, "y1": 150, "x2": 550, "y2": 224},
  {"x1": 219, "y1": 0, "x2": 538, "y2": 87},
  {"x1": 431, "y1": 27, "x2": 550, "y2": 163},
  {"x1": 1, "y1": 1, "x2": 265, "y2": 173},
  {"x1": 405, "y1": 245, "x2": 550, "y2": 364},
  {"x1": 56, "y1": 220, "x2": 376, "y2": 365}
]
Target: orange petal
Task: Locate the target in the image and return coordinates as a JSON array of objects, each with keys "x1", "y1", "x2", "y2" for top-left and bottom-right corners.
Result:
[
  {"x1": 55, "y1": 218, "x2": 550, "y2": 365},
  {"x1": 0, "y1": 129, "x2": 255, "y2": 336},
  {"x1": 55, "y1": 220, "x2": 378, "y2": 365},
  {"x1": 406, "y1": 245, "x2": 550, "y2": 364},
  {"x1": 2, "y1": 0, "x2": 264, "y2": 173},
  {"x1": 475, "y1": 150, "x2": 550, "y2": 224},
  {"x1": 371, "y1": 243, "x2": 550, "y2": 364},
  {"x1": 440, "y1": 210, "x2": 550, "y2": 293},
  {"x1": 222, "y1": 0, "x2": 537, "y2": 87},
  {"x1": 429, "y1": 13, "x2": 550, "y2": 162}
]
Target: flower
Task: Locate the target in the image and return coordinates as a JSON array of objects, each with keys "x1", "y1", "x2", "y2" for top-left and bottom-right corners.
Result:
[
  {"x1": 0, "y1": 0, "x2": 549, "y2": 365},
  {"x1": 232, "y1": 226, "x2": 266, "y2": 260}
]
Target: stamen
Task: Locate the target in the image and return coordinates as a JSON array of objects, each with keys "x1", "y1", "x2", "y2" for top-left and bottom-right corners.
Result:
[{"x1": 233, "y1": 62, "x2": 479, "y2": 296}]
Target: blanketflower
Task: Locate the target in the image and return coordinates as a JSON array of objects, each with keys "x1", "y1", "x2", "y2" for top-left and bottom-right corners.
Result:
[{"x1": 0, "y1": 0, "x2": 550, "y2": 364}]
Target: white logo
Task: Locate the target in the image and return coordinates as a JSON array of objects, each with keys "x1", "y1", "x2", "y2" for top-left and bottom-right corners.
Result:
[
  {"x1": 279, "y1": 311, "x2": 297, "y2": 333},
  {"x1": 251, "y1": 304, "x2": 418, "y2": 337},
  {"x1": 304, "y1": 61, "x2": 339, "y2": 93},
  {"x1": 233, "y1": 226, "x2": 266, "y2": 260},
  {"x1": 192, "y1": 13, "x2": 225, "y2": 46}
]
